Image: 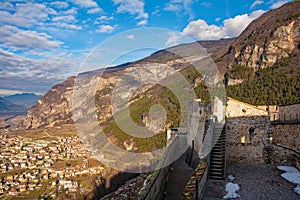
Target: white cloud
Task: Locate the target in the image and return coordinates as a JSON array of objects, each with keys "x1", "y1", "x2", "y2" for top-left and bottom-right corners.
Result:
[
  {"x1": 113, "y1": 0, "x2": 149, "y2": 20},
  {"x1": 270, "y1": 0, "x2": 289, "y2": 9},
  {"x1": 183, "y1": 20, "x2": 224, "y2": 40},
  {"x1": 0, "y1": 89, "x2": 25, "y2": 96},
  {"x1": 51, "y1": 23, "x2": 82, "y2": 30},
  {"x1": 125, "y1": 35, "x2": 135, "y2": 40},
  {"x1": 87, "y1": 7, "x2": 102, "y2": 14},
  {"x1": 250, "y1": 0, "x2": 264, "y2": 9},
  {"x1": 152, "y1": 8, "x2": 160, "y2": 16},
  {"x1": 99, "y1": 16, "x2": 113, "y2": 21},
  {"x1": 164, "y1": 0, "x2": 194, "y2": 19},
  {"x1": 94, "y1": 15, "x2": 114, "y2": 24},
  {"x1": 0, "y1": 2, "x2": 15, "y2": 11},
  {"x1": 0, "y1": 25, "x2": 63, "y2": 50},
  {"x1": 0, "y1": 2, "x2": 50, "y2": 28},
  {"x1": 62, "y1": 7, "x2": 78, "y2": 15},
  {"x1": 165, "y1": 32, "x2": 182, "y2": 46},
  {"x1": 0, "y1": 48, "x2": 78, "y2": 94},
  {"x1": 71, "y1": 0, "x2": 103, "y2": 14},
  {"x1": 164, "y1": 3, "x2": 181, "y2": 11},
  {"x1": 52, "y1": 15, "x2": 77, "y2": 22},
  {"x1": 96, "y1": 25, "x2": 115, "y2": 33},
  {"x1": 71, "y1": 0, "x2": 98, "y2": 8},
  {"x1": 183, "y1": 10, "x2": 266, "y2": 40},
  {"x1": 201, "y1": 2, "x2": 212, "y2": 8},
  {"x1": 137, "y1": 19, "x2": 147, "y2": 26},
  {"x1": 49, "y1": 1, "x2": 69, "y2": 9}
]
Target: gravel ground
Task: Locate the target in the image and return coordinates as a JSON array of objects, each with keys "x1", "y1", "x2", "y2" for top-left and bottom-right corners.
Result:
[{"x1": 203, "y1": 163, "x2": 300, "y2": 200}]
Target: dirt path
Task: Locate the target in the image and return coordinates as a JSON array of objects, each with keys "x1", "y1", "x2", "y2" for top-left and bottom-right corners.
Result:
[{"x1": 203, "y1": 163, "x2": 299, "y2": 200}]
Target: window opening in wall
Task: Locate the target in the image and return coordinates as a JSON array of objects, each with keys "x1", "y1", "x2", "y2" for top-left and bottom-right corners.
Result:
[{"x1": 249, "y1": 127, "x2": 255, "y2": 143}]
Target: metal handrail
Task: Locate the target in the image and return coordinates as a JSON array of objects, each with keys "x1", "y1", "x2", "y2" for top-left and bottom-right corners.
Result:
[{"x1": 273, "y1": 142, "x2": 300, "y2": 155}]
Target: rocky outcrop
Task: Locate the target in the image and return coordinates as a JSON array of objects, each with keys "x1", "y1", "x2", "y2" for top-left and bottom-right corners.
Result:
[
  {"x1": 234, "y1": 18, "x2": 300, "y2": 69},
  {"x1": 23, "y1": 77, "x2": 75, "y2": 129},
  {"x1": 217, "y1": 1, "x2": 300, "y2": 70}
]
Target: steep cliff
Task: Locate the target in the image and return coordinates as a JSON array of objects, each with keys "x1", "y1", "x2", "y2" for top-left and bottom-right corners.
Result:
[
  {"x1": 23, "y1": 77, "x2": 75, "y2": 129},
  {"x1": 217, "y1": 1, "x2": 300, "y2": 71}
]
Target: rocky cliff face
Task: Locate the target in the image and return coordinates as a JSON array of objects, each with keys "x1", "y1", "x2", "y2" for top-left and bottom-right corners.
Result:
[
  {"x1": 23, "y1": 77, "x2": 75, "y2": 129},
  {"x1": 217, "y1": 1, "x2": 300, "y2": 70}
]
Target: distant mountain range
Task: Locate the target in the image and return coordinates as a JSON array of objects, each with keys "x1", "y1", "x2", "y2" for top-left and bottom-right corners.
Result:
[
  {"x1": 0, "y1": 93, "x2": 41, "y2": 114},
  {"x1": 0, "y1": 97, "x2": 25, "y2": 113}
]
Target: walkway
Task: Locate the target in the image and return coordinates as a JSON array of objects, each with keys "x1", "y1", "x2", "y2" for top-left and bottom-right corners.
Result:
[
  {"x1": 203, "y1": 163, "x2": 299, "y2": 200},
  {"x1": 164, "y1": 155, "x2": 194, "y2": 200}
]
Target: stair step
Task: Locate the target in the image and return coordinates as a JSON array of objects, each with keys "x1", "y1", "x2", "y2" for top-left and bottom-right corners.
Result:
[
  {"x1": 211, "y1": 155, "x2": 225, "y2": 159},
  {"x1": 211, "y1": 150, "x2": 225, "y2": 154},
  {"x1": 214, "y1": 141, "x2": 226, "y2": 144},
  {"x1": 214, "y1": 142, "x2": 226, "y2": 146},
  {"x1": 209, "y1": 175, "x2": 225, "y2": 180},
  {"x1": 209, "y1": 172, "x2": 225, "y2": 176},
  {"x1": 211, "y1": 162, "x2": 225, "y2": 165},
  {"x1": 213, "y1": 145, "x2": 225, "y2": 148},
  {"x1": 212, "y1": 145, "x2": 225, "y2": 148},
  {"x1": 211, "y1": 154, "x2": 225, "y2": 156},
  {"x1": 210, "y1": 168, "x2": 224, "y2": 172},
  {"x1": 210, "y1": 165, "x2": 224, "y2": 168},
  {"x1": 212, "y1": 146, "x2": 225, "y2": 150},
  {"x1": 210, "y1": 160, "x2": 225, "y2": 165},
  {"x1": 213, "y1": 134, "x2": 224, "y2": 138}
]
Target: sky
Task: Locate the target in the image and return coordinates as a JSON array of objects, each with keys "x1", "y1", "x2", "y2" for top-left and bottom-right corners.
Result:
[{"x1": 0, "y1": 0, "x2": 292, "y2": 96}]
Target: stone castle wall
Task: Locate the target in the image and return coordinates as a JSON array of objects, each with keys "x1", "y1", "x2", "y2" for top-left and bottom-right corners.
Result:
[
  {"x1": 272, "y1": 124, "x2": 300, "y2": 169},
  {"x1": 226, "y1": 98, "x2": 271, "y2": 163},
  {"x1": 278, "y1": 103, "x2": 300, "y2": 122}
]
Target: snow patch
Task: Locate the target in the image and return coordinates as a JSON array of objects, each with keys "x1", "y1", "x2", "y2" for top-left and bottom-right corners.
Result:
[
  {"x1": 277, "y1": 166, "x2": 299, "y2": 173},
  {"x1": 223, "y1": 182, "x2": 241, "y2": 199},
  {"x1": 228, "y1": 174, "x2": 235, "y2": 181},
  {"x1": 295, "y1": 185, "x2": 300, "y2": 195},
  {"x1": 277, "y1": 166, "x2": 300, "y2": 195}
]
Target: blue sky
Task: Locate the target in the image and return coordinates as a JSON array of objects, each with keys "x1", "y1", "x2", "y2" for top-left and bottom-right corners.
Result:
[{"x1": 0, "y1": 0, "x2": 292, "y2": 95}]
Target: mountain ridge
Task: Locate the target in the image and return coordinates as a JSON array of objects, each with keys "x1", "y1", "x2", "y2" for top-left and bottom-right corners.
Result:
[
  {"x1": 4, "y1": 93, "x2": 41, "y2": 109},
  {"x1": 22, "y1": 1, "x2": 300, "y2": 129}
]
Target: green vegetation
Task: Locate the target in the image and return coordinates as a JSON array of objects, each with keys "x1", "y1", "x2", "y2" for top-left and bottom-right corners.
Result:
[
  {"x1": 184, "y1": 66, "x2": 211, "y2": 102},
  {"x1": 227, "y1": 61, "x2": 300, "y2": 105},
  {"x1": 215, "y1": 57, "x2": 222, "y2": 62},
  {"x1": 99, "y1": 65, "x2": 217, "y2": 152},
  {"x1": 102, "y1": 87, "x2": 179, "y2": 152},
  {"x1": 286, "y1": 13, "x2": 300, "y2": 21},
  {"x1": 95, "y1": 83, "x2": 114, "y2": 98},
  {"x1": 226, "y1": 64, "x2": 254, "y2": 80}
]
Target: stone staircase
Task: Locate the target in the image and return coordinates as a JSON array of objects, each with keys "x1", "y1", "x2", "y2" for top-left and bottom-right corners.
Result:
[{"x1": 209, "y1": 124, "x2": 227, "y2": 180}]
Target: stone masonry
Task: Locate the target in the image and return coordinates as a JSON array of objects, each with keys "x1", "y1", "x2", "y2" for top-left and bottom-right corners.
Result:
[{"x1": 226, "y1": 98, "x2": 272, "y2": 163}]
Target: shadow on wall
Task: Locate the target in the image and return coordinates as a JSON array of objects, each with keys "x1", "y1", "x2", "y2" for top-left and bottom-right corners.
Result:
[
  {"x1": 271, "y1": 123, "x2": 300, "y2": 168},
  {"x1": 92, "y1": 169, "x2": 139, "y2": 199}
]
